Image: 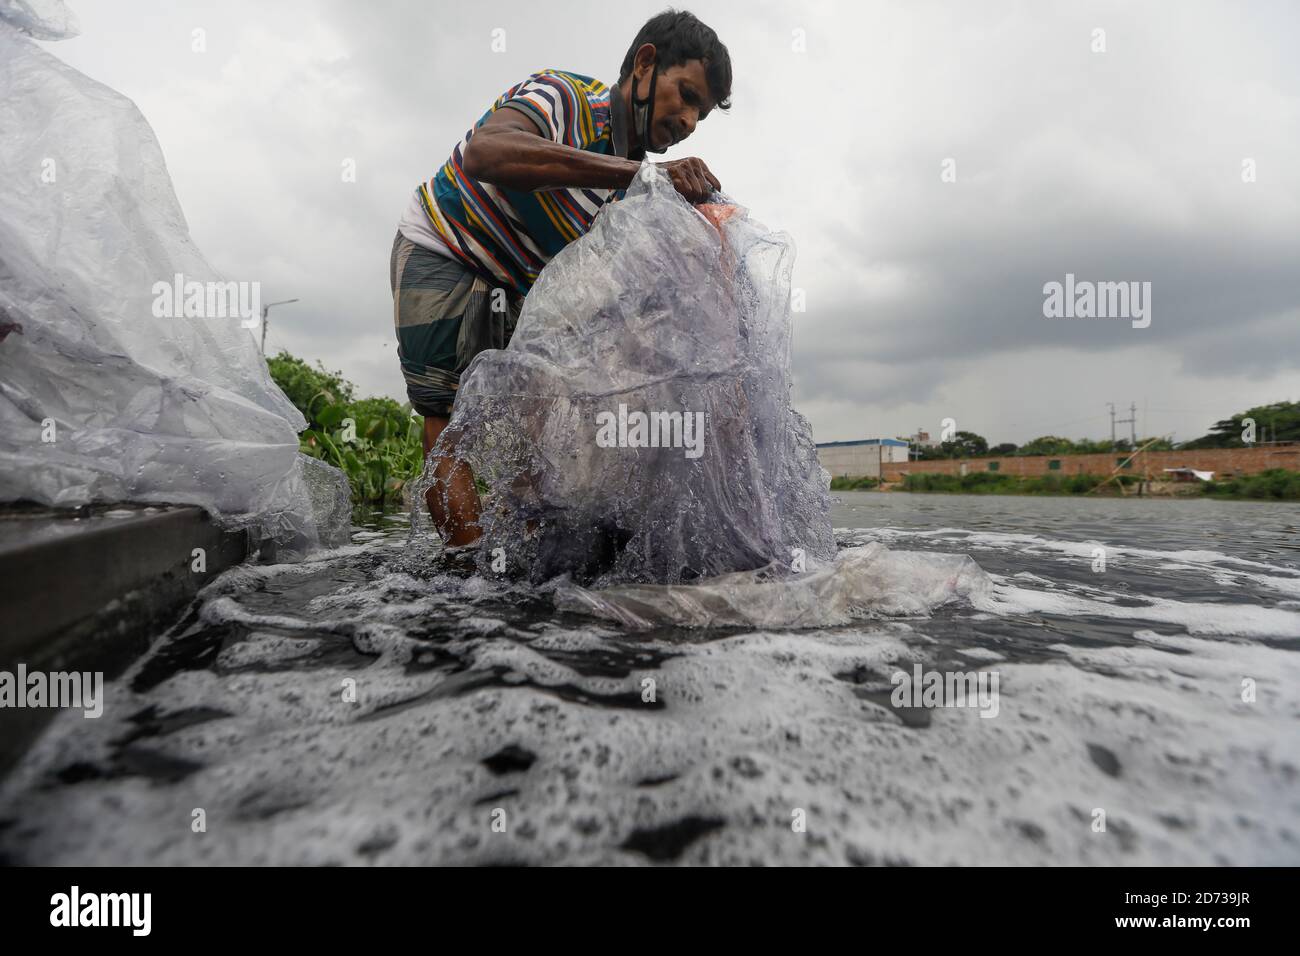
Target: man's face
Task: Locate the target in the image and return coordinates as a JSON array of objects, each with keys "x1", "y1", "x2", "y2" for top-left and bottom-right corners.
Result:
[{"x1": 636, "y1": 57, "x2": 716, "y2": 151}]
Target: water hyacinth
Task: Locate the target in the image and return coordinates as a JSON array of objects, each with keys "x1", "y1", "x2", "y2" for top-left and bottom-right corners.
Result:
[{"x1": 268, "y1": 352, "x2": 424, "y2": 507}]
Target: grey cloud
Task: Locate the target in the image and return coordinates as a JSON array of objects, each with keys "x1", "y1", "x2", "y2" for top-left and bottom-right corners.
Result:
[{"x1": 40, "y1": 0, "x2": 1300, "y2": 444}]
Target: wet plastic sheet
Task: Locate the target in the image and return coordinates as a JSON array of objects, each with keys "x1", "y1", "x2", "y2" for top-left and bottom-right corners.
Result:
[
  {"x1": 0, "y1": 3, "x2": 350, "y2": 554},
  {"x1": 555, "y1": 543, "x2": 994, "y2": 629},
  {"x1": 431, "y1": 163, "x2": 834, "y2": 585}
]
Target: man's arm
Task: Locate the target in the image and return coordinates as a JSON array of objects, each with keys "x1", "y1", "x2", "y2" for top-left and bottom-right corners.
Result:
[{"x1": 462, "y1": 108, "x2": 720, "y2": 203}]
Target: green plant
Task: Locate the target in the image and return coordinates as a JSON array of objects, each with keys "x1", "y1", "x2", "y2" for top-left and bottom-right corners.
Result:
[
  {"x1": 1204, "y1": 469, "x2": 1300, "y2": 500},
  {"x1": 266, "y1": 352, "x2": 355, "y2": 420},
  {"x1": 900, "y1": 471, "x2": 1128, "y2": 496},
  {"x1": 830, "y1": 475, "x2": 880, "y2": 490},
  {"x1": 268, "y1": 351, "x2": 424, "y2": 506}
]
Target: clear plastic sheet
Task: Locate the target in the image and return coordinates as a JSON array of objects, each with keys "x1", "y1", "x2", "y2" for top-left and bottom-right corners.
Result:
[
  {"x1": 0, "y1": 0, "x2": 75, "y2": 39},
  {"x1": 425, "y1": 163, "x2": 834, "y2": 585},
  {"x1": 0, "y1": 5, "x2": 350, "y2": 554},
  {"x1": 556, "y1": 543, "x2": 994, "y2": 629}
]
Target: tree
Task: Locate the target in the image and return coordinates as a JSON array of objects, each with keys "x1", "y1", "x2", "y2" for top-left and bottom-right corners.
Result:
[
  {"x1": 1018, "y1": 435, "x2": 1076, "y2": 457},
  {"x1": 1181, "y1": 400, "x2": 1300, "y2": 448},
  {"x1": 990, "y1": 442, "x2": 1018, "y2": 456},
  {"x1": 938, "y1": 430, "x2": 989, "y2": 459},
  {"x1": 1070, "y1": 438, "x2": 1118, "y2": 454}
]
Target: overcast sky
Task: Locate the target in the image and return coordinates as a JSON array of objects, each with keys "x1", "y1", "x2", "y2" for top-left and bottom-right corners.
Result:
[{"x1": 39, "y1": 0, "x2": 1300, "y2": 445}]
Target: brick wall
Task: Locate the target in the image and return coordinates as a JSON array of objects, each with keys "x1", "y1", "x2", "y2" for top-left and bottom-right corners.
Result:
[{"x1": 879, "y1": 444, "x2": 1300, "y2": 482}]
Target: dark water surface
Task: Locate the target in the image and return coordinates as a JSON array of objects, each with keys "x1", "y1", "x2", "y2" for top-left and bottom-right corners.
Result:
[{"x1": 2, "y1": 493, "x2": 1297, "y2": 865}]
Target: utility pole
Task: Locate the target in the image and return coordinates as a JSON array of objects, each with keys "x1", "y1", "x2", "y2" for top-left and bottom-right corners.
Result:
[
  {"x1": 1116, "y1": 401, "x2": 1137, "y2": 448},
  {"x1": 1107, "y1": 402, "x2": 1116, "y2": 446},
  {"x1": 260, "y1": 298, "x2": 300, "y2": 355}
]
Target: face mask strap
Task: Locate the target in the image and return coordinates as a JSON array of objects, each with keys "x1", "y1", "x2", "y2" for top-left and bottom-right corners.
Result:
[{"x1": 632, "y1": 62, "x2": 664, "y2": 155}]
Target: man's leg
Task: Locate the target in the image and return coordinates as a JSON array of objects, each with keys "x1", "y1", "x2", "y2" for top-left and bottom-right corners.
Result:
[
  {"x1": 423, "y1": 415, "x2": 482, "y2": 547},
  {"x1": 390, "y1": 229, "x2": 486, "y2": 546}
]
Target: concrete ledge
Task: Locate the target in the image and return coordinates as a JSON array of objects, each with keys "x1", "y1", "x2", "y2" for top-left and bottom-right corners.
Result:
[{"x1": 0, "y1": 503, "x2": 250, "y2": 773}]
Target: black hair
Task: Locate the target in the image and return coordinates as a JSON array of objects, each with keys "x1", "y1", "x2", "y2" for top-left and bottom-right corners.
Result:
[{"x1": 618, "y1": 9, "x2": 732, "y2": 111}]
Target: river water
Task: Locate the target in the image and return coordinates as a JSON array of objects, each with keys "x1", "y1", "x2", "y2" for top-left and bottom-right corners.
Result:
[{"x1": 2, "y1": 492, "x2": 1297, "y2": 865}]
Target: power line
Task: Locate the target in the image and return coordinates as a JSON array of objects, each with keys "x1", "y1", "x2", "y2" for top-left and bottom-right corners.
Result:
[{"x1": 1116, "y1": 401, "x2": 1137, "y2": 446}]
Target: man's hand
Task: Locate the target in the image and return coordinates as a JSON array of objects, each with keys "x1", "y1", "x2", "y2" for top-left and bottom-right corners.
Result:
[{"x1": 659, "y1": 157, "x2": 721, "y2": 203}]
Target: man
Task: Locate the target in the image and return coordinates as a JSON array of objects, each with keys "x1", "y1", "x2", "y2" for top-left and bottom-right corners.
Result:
[{"x1": 389, "y1": 9, "x2": 731, "y2": 548}]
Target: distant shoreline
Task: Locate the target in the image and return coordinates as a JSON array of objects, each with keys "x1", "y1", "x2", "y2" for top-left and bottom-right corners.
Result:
[{"x1": 829, "y1": 469, "x2": 1300, "y2": 501}]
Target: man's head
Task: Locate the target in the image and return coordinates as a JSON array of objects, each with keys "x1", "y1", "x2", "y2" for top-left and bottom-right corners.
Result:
[{"x1": 619, "y1": 9, "x2": 732, "y2": 153}]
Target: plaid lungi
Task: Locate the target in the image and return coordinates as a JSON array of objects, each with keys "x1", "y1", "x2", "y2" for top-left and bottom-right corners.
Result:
[{"x1": 389, "y1": 231, "x2": 523, "y2": 418}]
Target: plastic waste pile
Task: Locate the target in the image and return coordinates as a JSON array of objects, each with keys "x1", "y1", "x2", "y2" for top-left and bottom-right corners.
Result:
[
  {"x1": 0, "y1": 0, "x2": 350, "y2": 554},
  {"x1": 427, "y1": 163, "x2": 835, "y2": 585}
]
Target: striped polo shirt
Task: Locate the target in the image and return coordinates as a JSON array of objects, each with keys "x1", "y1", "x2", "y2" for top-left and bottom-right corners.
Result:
[{"x1": 408, "y1": 70, "x2": 642, "y2": 295}]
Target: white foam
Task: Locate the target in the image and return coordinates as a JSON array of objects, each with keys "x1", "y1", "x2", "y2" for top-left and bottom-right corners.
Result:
[
  {"x1": 978, "y1": 577, "x2": 1300, "y2": 638},
  {"x1": 850, "y1": 526, "x2": 1300, "y2": 601},
  {"x1": 3, "y1": 523, "x2": 1297, "y2": 866},
  {"x1": 4, "y1": 615, "x2": 1296, "y2": 866}
]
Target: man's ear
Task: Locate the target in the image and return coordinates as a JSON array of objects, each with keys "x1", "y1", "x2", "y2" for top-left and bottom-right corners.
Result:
[{"x1": 634, "y1": 42, "x2": 657, "y2": 78}]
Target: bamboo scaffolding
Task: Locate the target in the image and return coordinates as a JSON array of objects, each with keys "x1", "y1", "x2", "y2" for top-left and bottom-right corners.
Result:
[{"x1": 1085, "y1": 436, "x2": 1166, "y2": 496}]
